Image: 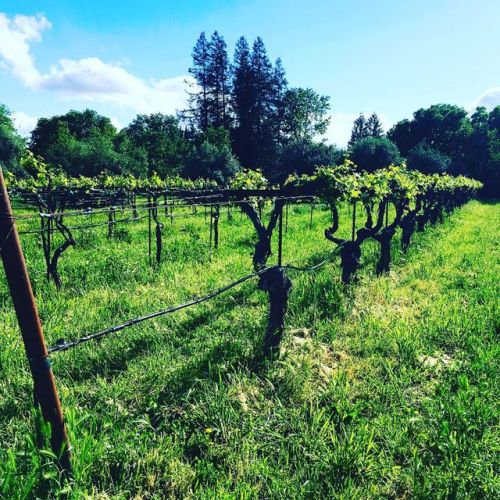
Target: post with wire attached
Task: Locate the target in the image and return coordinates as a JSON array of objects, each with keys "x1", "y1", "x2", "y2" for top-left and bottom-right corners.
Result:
[
  {"x1": 147, "y1": 195, "x2": 152, "y2": 264},
  {"x1": 0, "y1": 168, "x2": 72, "y2": 473},
  {"x1": 352, "y1": 201, "x2": 357, "y2": 241},
  {"x1": 209, "y1": 204, "x2": 214, "y2": 248},
  {"x1": 278, "y1": 202, "x2": 284, "y2": 267},
  {"x1": 213, "y1": 204, "x2": 220, "y2": 250}
]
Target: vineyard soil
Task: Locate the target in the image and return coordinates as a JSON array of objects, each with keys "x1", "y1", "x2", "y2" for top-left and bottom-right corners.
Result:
[{"x1": 0, "y1": 200, "x2": 498, "y2": 498}]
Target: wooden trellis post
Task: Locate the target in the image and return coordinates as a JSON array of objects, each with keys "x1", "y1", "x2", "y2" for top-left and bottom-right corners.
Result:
[
  {"x1": 352, "y1": 201, "x2": 357, "y2": 241},
  {"x1": 147, "y1": 196, "x2": 152, "y2": 264},
  {"x1": 0, "y1": 169, "x2": 72, "y2": 473},
  {"x1": 278, "y1": 203, "x2": 284, "y2": 267},
  {"x1": 213, "y1": 204, "x2": 220, "y2": 250}
]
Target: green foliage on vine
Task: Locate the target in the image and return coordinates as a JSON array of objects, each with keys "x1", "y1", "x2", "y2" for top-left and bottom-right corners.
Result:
[
  {"x1": 286, "y1": 160, "x2": 482, "y2": 206},
  {"x1": 228, "y1": 169, "x2": 270, "y2": 190}
]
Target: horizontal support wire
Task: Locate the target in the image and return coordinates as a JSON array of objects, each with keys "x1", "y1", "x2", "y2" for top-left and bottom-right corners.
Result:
[
  {"x1": 18, "y1": 215, "x2": 150, "y2": 235},
  {"x1": 13, "y1": 197, "x2": 323, "y2": 234},
  {"x1": 10, "y1": 193, "x2": 317, "y2": 220},
  {"x1": 47, "y1": 242, "x2": 345, "y2": 354},
  {"x1": 48, "y1": 266, "x2": 274, "y2": 353}
]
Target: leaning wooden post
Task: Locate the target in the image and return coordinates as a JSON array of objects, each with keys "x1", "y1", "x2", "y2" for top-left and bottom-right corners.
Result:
[{"x1": 0, "y1": 169, "x2": 72, "y2": 473}]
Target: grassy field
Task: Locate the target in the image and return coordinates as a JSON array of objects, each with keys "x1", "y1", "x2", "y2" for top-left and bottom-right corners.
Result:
[{"x1": 0, "y1": 199, "x2": 498, "y2": 498}]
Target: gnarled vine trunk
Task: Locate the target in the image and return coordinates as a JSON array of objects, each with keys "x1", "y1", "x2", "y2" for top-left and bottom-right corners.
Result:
[
  {"x1": 325, "y1": 200, "x2": 386, "y2": 284},
  {"x1": 374, "y1": 226, "x2": 397, "y2": 275},
  {"x1": 374, "y1": 203, "x2": 404, "y2": 275},
  {"x1": 259, "y1": 266, "x2": 292, "y2": 357},
  {"x1": 240, "y1": 199, "x2": 285, "y2": 271},
  {"x1": 240, "y1": 199, "x2": 290, "y2": 357},
  {"x1": 400, "y1": 210, "x2": 417, "y2": 252}
]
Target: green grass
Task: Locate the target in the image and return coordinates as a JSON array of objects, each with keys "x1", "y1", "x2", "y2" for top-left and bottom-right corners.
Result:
[{"x1": 0, "y1": 200, "x2": 498, "y2": 498}]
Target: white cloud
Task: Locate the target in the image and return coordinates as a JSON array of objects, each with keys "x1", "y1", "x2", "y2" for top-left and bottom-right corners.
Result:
[
  {"x1": 473, "y1": 87, "x2": 500, "y2": 111},
  {"x1": 0, "y1": 13, "x2": 50, "y2": 86},
  {"x1": 37, "y1": 57, "x2": 194, "y2": 114},
  {"x1": 0, "y1": 12, "x2": 192, "y2": 116},
  {"x1": 12, "y1": 111, "x2": 38, "y2": 136},
  {"x1": 324, "y1": 112, "x2": 394, "y2": 148}
]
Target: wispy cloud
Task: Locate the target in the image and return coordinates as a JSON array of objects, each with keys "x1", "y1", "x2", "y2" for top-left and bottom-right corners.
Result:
[{"x1": 0, "y1": 12, "x2": 193, "y2": 116}]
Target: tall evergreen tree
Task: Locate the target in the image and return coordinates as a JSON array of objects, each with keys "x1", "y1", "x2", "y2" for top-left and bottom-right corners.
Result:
[
  {"x1": 232, "y1": 37, "x2": 252, "y2": 124},
  {"x1": 232, "y1": 36, "x2": 253, "y2": 164},
  {"x1": 248, "y1": 37, "x2": 275, "y2": 170},
  {"x1": 272, "y1": 58, "x2": 288, "y2": 144},
  {"x1": 187, "y1": 32, "x2": 211, "y2": 131},
  {"x1": 232, "y1": 36, "x2": 276, "y2": 169},
  {"x1": 348, "y1": 113, "x2": 368, "y2": 147},
  {"x1": 250, "y1": 37, "x2": 274, "y2": 132},
  {"x1": 207, "y1": 31, "x2": 232, "y2": 129},
  {"x1": 366, "y1": 113, "x2": 384, "y2": 137}
]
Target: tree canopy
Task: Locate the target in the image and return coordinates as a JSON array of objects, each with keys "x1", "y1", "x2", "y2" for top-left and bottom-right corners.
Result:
[
  {"x1": 388, "y1": 104, "x2": 500, "y2": 195},
  {"x1": 0, "y1": 105, "x2": 25, "y2": 175},
  {"x1": 349, "y1": 137, "x2": 401, "y2": 172},
  {"x1": 120, "y1": 113, "x2": 190, "y2": 177}
]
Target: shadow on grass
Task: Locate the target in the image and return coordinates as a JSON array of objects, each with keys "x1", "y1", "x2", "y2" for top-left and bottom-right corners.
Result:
[{"x1": 53, "y1": 283, "x2": 263, "y2": 384}]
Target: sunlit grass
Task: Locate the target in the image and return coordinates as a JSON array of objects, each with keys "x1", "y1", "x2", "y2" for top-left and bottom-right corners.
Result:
[{"x1": 0, "y1": 200, "x2": 498, "y2": 497}]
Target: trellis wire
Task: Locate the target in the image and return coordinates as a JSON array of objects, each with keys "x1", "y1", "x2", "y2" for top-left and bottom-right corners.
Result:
[{"x1": 48, "y1": 266, "x2": 273, "y2": 353}]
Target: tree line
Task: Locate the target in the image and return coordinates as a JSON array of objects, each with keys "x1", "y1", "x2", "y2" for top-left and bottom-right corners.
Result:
[
  {"x1": 347, "y1": 105, "x2": 500, "y2": 197},
  {"x1": 0, "y1": 31, "x2": 498, "y2": 196}
]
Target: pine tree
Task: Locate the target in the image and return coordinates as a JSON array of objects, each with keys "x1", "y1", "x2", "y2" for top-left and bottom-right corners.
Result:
[
  {"x1": 250, "y1": 37, "x2": 274, "y2": 133},
  {"x1": 187, "y1": 32, "x2": 211, "y2": 131},
  {"x1": 366, "y1": 113, "x2": 384, "y2": 138},
  {"x1": 348, "y1": 113, "x2": 368, "y2": 147},
  {"x1": 232, "y1": 36, "x2": 253, "y2": 165},
  {"x1": 232, "y1": 36, "x2": 276, "y2": 169},
  {"x1": 232, "y1": 36, "x2": 252, "y2": 129},
  {"x1": 271, "y1": 58, "x2": 288, "y2": 145},
  {"x1": 248, "y1": 37, "x2": 275, "y2": 169},
  {"x1": 207, "y1": 31, "x2": 232, "y2": 129}
]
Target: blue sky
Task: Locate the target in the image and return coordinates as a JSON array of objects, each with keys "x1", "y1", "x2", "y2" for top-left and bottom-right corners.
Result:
[{"x1": 1, "y1": 0, "x2": 499, "y2": 145}]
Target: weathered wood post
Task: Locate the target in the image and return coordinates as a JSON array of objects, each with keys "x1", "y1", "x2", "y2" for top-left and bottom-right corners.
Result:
[
  {"x1": 213, "y1": 204, "x2": 220, "y2": 249},
  {"x1": 0, "y1": 169, "x2": 72, "y2": 472},
  {"x1": 147, "y1": 195, "x2": 152, "y2": 264},
  {"x1": 209, "y1": 204, "x2": 214, "y2": 248},
  {"x1": 351, "y1": 201, "x2": 357, "y2": 241},
  {"x1": 278, "y1": 203, "x2": 284, "y2": 267}
]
